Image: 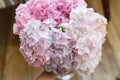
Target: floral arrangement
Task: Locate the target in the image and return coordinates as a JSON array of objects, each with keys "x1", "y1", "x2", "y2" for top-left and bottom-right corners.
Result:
[{"x1": 13, "y1": 0, "x2": 107, "y2": 76}]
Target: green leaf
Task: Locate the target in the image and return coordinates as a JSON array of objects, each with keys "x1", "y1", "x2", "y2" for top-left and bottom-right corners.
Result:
[
  {"x1": 116, "y1": 75, "x2": 120, "y2": 80},
  {"x1": 58, "y1": 26, "x2": 63, "y2": 30}
]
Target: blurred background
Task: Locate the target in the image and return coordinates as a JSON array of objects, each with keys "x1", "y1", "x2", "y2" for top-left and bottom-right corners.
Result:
[{"x1": 0, "y1": 0, "x2": 120, "y2": 80}]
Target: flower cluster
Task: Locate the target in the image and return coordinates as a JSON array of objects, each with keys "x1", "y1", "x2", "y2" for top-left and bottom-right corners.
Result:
[
  {"x1": 13, "y1": 0, "x2": 107, "y2": 76},
  {"x1": 13, "y1": 0, "x2": 87, "y2": 34}
]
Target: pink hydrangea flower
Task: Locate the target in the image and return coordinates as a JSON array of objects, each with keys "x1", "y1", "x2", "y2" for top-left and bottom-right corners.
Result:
[
  {"x1": 13, "y1": 0, "x2": 107, "y2": 76},
  {"x1": 61, "y1": 6, "x2": 107, "y2": 74},
  {"x1": 19, "y1": 19, "x2": 54, "y2": 67},
  {"x1": 13, "y1": 0, "x2": 87, "y2": 34}
]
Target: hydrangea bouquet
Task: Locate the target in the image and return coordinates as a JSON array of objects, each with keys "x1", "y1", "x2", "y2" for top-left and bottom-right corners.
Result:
[{"x1": 13, "y1": 0, "x2": 107, "y2": 79}]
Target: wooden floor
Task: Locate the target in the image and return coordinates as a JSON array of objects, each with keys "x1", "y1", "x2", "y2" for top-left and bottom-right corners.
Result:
[{"x1": 0, "y1": 0, "x2": 120, "y2": 80}]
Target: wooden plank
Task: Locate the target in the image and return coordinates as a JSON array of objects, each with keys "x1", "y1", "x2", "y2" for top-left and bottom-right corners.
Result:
[
  {"x1": 0, "y1": 0, "x2": 26, "y2": 9},
  {"x1": 102, "y1": 0, "x2": 110, "y2": 21},
  {"x1": 0, "y1": 6, "x2": 13, "y2": 80},
  {"x1": 86, "y1": 0, "x2": 103, "y2": 14}
]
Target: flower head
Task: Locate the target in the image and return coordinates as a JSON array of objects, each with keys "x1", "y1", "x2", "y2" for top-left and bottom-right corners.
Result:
[{"x1": 13, "y1": 0, "x2": 107, "y2": 76}]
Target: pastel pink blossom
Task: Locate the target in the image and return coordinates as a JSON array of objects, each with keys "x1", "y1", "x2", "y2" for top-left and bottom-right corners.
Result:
[
  {"x1": 19, "y1": 19, "x2": 54, "y2": 67},
  {"x1": 13, "y1": 0, "x2": 87, "y2": 34},
  {"x1": 61, "y1": 6, "x2": 107, "y2": 74},
  {"x1": 13, "y1": 0, "x2": 107, "y2": 76}
]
